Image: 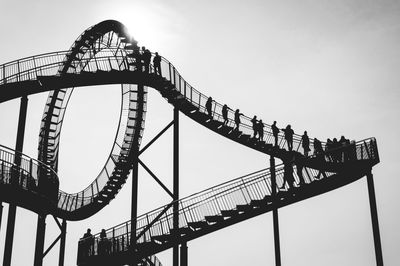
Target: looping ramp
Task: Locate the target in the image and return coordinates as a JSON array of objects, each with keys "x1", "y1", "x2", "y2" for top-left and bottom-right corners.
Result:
[{"x1": 0, "y1": 20, "x2": 380, "y2": 264}]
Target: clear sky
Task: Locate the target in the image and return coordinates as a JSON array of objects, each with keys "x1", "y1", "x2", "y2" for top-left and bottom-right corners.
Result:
[{"x1": 0, "y1": 0, "x2": 399, "y2": 265}]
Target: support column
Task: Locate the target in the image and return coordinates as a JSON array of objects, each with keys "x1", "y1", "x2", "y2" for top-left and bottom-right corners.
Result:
[
  {"x1": 3, "y1": 95, "x2": 28, "y2": 266},
  {"x1": 367, "y1": 172, "x2": 384, "y2": 266},
  {"x1": 0, "y1": 203, "x2": 3, "y2": 233},
  {"x1": 58, "y1": 220, "x2": 67, "y2": 266},
  {"x1": 173, "y1": 107, "x2": 179, "y2": 266},
  {"x1": 130, "y1": 150, "x2": 139, "y2": 263},
  {"x1": 34, "y1": 214, "x2": 47, "y2": 266},
  {"x1": 180, "y1": 242, "x2": 188, "y2": 266},
  {"x1": 270, "y1": 156, "x2": 281, "y2": 266}
]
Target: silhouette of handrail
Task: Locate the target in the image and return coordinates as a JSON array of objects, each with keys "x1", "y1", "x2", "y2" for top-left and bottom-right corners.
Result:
[{"x1": 78, "y1": 138, "x2": 377, "y2": 263}]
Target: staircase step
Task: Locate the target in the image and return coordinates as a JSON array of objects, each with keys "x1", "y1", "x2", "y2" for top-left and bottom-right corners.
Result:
[
  {"x1": 221, "y1": 210, "x2": 238, "y2": 217},
  {"x1": 205, "y1": 215, "x2": 224, "y2": 223},
  {"x1": 188, "y1": 221, "x2": 208, "y2": 229},
  {"x1": 170, "y1": 227, "x2": 192, "y2": 236},
  {"x1": 236, "y1": 204, "x2": 254, "y2": 212},
  {"x1": 228, "y1": 130, "x2": 242, "y2": 138},
  {"x1": 151, "y1": 234, "x2": 170, "y2": 243},
  {"x1": 250, "y1": 199, "x2": 268, "y2": 207}
]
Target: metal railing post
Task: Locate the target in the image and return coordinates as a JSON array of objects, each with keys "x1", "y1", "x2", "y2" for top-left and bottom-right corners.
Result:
[{"x1": 270, "y1": 156, "x2": 281, "y2": 266}]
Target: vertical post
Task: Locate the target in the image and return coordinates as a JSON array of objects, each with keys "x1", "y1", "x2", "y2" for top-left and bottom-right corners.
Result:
[
  {"x1": 180, "y1": 242, "x2": 188, "y2": 266},
  {"x1": 270, "y1": 156, "x2": 281, "y2": 266},
  {"x1": 0, "y1": 203, "x2": 3, "y2": 233},
  {"x1": 34, "y1": 214, "x2": 47, "y2": 266},
  {"x1": 58, "y1": 219, "x2": 67, "y2": 266},
  {"x1": 366, "y1": 172, "x2": 384, "y2": 266},
  {"x1": 173, "y1": 107, "x2": 179, "y2": 266},
  {"x1": 3, "y1": 95, "x2": 28, "y2": 266},
  {"x1": 130, "y1": 149, "x2": 139, "y2": 263}
]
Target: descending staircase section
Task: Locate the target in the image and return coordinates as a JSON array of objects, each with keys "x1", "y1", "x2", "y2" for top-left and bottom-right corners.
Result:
[{"x1": 77, "y1": 139, "x2": 377, "y2": 265}]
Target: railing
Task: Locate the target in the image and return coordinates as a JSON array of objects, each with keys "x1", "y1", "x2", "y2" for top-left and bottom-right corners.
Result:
[
  {"x1": 0, "y1": 144, "x2": 59, "y2": 202},
  {"x1": 0, "y1": 46, "x2": 379, "y2": 215},
  {"x1": 77, "y1": 137, "x2": 378, "y2": 261}
]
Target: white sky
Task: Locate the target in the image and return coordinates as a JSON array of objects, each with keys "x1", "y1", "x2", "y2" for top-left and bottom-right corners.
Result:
[{"x1": 0, "y1": 0, "x2": 399, "y2": 265}]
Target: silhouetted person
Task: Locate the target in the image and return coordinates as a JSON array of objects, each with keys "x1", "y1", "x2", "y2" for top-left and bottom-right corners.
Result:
[
  {"x1": 142, "y1": 47, "x2": 152, "y2": 73},
  {"x1": 81, "y1": 229, "x2": 94, "y2": 257},
  {"x1": 313, "y1": 138, "x2": 323, "y2": 156},
  {"x1": 234, "y1": 109, "x2": 242, "y2": 131},
  {"x1": 222, "y1": 104, "x2": 231, "y2": 125},
  {"x1": 281, "y1": 162, "x2": 295, "y2": 190},
  {"x1": 153, "y1": 52, "x2": 162, "y2": 76},
  {"x1": 98, "y1": 229, "x2": 111, "y2": 255},
  {"x1": 301, "y1": 131, "x2": 310, "y2": 157},
  {"x1": 282, "y1": 125, "x2": 294, "y2": 151},
  {"x1": 133, "y1": 46, "x2": 142, "y2": 72},
  {"x1": 251, "y1": 115, "x2": 258, "y2": 138},
  {"x1": 326, "y1": 138, "x2": 333, "y2": 162},
  {"x1": 295, "y1": 153, "x2": 306, "y2": 186},
  {"x1": 271, "y1": 121, "x2": 279, "y2": 146},
  {"x1": 205, "y1": 97, "x2": 213, "y2": 118},
  {"x1": 257, "y1": 120, "x2": 264, "y2": 141}
]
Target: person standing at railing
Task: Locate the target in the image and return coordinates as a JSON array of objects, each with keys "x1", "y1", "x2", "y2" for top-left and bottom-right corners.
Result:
[
  {"x1": 257, "y1": 120, "x2": 264, "y2": 141},
  {"x1": 234, "y1": 109, "x2": 243, "y2": 131},
  {"x1": 301, "y1": 131, "x2": 310, "y2": 157},
  {"x1": 294, "y1": 152, "x2": 306, "y2": 186},
  {"x1": 222, "y1": 104, "x2": 231, "y2": 125},
  {"x1": 282, "y1": 125, "x2": 294, "y2": 151},
  {"x1": 98, "y1": 229, "x2": 111, "y2": 255},
  {"x1": 313, "y1": 138, "x2": 323, "y2": 156},
  {"x1": 206, "y1": 97, "x2": 213, "y2": 118},
  {"x1": 271, "y1": 121, "x2": 280, "y2": 146},
  {"x1": 251, "y1": 115, "x2": 258, "y2": 138},
  {"x1": 142, "y1": 47, "x2": 152, "y2": 73},
  {"x1": 153, "y1": 52, "x2": 162, "y2": 76},
  {"x1": 280, "y1": 161, "x2": 295, "y2": 190},
  {"x1": 80, "y1": 229, "x2": 94, "y2": 257}
]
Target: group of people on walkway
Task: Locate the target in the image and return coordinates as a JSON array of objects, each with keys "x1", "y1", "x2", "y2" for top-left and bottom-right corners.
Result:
[
  {"x1": 129, "y1": 46, "x2": 162, "y2": 76},
  {"x1": 79, "y1": 228, "x2": 112, "y2": 258}
]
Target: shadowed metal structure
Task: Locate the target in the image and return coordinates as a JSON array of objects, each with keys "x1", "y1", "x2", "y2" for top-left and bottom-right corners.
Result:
[{"x1": 0, "y1": 20, "x2": 382, "y2": 266}]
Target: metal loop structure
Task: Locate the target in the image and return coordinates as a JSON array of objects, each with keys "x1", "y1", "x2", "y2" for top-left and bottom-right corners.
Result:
[{"x1": 0, "y1": 20, "x2": 382, "y2": 266}]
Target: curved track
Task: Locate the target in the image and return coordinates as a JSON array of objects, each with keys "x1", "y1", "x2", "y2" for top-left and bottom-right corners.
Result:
[
  {"x1": 0, "y1": 20, "x2": 379, "y2": 220},
  {"x1": 0, "y1": 20, "x2": 380, "y2": 264}
]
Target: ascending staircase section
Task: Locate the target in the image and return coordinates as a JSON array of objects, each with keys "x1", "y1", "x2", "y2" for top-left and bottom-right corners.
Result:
[{"x1": 77, "y1": 139, "x2": 378, "y2": 265}]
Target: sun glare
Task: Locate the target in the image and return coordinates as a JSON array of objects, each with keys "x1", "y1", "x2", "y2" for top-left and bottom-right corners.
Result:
[{"x1": 114, "y1": 5, "x2": 160, "y2": 47}]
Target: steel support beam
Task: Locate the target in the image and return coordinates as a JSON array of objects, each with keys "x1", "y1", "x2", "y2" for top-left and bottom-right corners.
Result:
[
  {"x1": 34, "y1": 214, "x2": 47, "y2": 266},
  {"x1": 270, "y1": 156, "x2": 281, "y2": 266},
  {"x1": 3, "y1": 95, "x2": 28, "y2": 266},
  {"x1": 367, "y1": 172, "x2": 384, "y2": 266},
  {"x1": 130, "y1": 151, "x2": 139, "y2": 264},
  {"x1": 180, "y1": 242, "x2": 188, "y2": 266},
  {"x1": 173, "y1": 107, "x2": 179, "y2": 266},
  {"x1": 0, "y1": 203, "x2": 3, "y2": 233},
  {"x1": 58, "y1": 219, "x2": 67, "y2": 266}
]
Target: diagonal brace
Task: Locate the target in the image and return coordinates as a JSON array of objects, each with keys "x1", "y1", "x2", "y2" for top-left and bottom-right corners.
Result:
[
  {"x1": 43, "y1": 234, "x2": 62, "y2": 258},
  {"x1": 139, "y1": 121, "x2": 174, "y2": 156},
  {"x1": 138, "y1": 158, "x2": 174, "y2": 198},
  {"x1": 136, "y1": 201, "x2": 174, "y2": 241}
]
